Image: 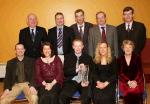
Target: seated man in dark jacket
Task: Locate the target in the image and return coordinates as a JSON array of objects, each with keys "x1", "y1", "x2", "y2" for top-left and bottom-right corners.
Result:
[
  {"x1": 59, "y1": 38, "x2": 93, "y2": 104},
  {"x1": 0, "y1": 43, "x2": 38, "y2": 104}
]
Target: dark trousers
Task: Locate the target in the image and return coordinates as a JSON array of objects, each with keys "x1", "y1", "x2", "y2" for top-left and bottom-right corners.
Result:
[
  {"x1": 38, "y1": 83, "x2": 61, "y2": 104},
  {"x1": 93, "y1": 86, "x2": 116, "y2": 104},
  {"x1": 124, "y1": 93, "x2": 143, "y2": 104},
  {"x1": 59, "y1": 80, "x2": 91, "y2": 104}
]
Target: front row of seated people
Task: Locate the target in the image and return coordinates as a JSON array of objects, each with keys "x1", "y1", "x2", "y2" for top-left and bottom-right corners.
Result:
[{"x1": 0, "y1": 39, "x2": 144, "y2": 104}]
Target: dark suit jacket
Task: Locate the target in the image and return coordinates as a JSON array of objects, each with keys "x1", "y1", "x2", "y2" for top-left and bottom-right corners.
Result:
[
  {"x1": 63, "y1": 52, "x2": 93, "y2": 82},
  {"x1": 117, "y1": 21, "x2": 146, "y2": 56},
  {"x1": 47, "y1": 25, "x2": 74, "y2": 55},
  {"x1": 70, "y1": 22, "x2": 93, "y2": 53},
  {"x1": 88, "y1": 24, "x2": 118, "y2": 58},
  {"x1": 19, "y1": 26, "x2": 47, "y2": 58},
  {"x1": 4, "y1": 56, "x2": 35, "y2": 90}
]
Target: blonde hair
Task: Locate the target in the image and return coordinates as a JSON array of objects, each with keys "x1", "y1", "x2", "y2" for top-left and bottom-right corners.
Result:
[
  {"x1": 121, "y1": 40, "x2": 135, "y2": 50},
  {"x1": 94, "y1": 41, "x2": 112, "y2": 64}
]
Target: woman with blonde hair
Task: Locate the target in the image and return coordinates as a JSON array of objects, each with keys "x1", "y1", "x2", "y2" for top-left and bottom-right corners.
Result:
[
  {"x1": 92, "y1": 41, "x2": 117, "y2": 104},
  {"x1": 118, "y1": 40, "x2": 144, "y2": 104}
]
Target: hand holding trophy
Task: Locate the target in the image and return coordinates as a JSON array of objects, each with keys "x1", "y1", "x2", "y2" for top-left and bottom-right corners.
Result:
[{"x1": 79, "y1": 64, "x2": 89, "y2": 87}]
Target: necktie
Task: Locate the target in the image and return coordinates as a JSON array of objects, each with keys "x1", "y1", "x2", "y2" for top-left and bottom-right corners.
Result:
[
  {"x1": 79, "y1": 25, "x2": 83, "y2": 39},
  {"x1": 31, "y1": 29, "x2": 35, "y2": 42},
  {"x1": 76, "y1": 57, "x2": 79, "y2": 69},
  {"x1": 127, "y1": 24, "x2": 130, "y2": 32},
  {"x1": 57, "y1": 28, "x2": 63, "y2": 48},
  {"x1": 101, "y1": 27, "x2": 106, "y2": 41}
]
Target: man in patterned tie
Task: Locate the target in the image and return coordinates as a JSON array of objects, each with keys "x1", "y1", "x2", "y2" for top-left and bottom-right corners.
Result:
[{"x1": 47, "y1": 12, "x2": 74, "y2": 56}]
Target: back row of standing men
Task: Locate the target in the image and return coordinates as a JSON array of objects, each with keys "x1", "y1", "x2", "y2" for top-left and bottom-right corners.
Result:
[{"x1": 19, "y1": 6, "x2": 146, "y2": 59}]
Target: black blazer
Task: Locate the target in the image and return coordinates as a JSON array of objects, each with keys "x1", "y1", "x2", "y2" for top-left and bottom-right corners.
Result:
[
  {"x1": 47, "y1": 25, "x2": 74, "y2": 55},
  {"x1": 117, "y1": 21, "x2": 146, "y2": 56},
  {"x1": 63, "y1": 52, "x2": 93, "y2": 82},
  {"x1": 70, "y1": 22, "x2": 93, "y2": 53},
  {"x1": 19, "y1": 26, "x2": 47, "y2": 58},
  {"x1": 4, "y1": 56, "x2": 35, "y2": 90}
]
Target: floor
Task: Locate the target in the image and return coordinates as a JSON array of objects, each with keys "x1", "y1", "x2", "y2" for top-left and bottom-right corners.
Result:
[{"x1": 0, "y1": 82, "x2": 149, "y2": 104}]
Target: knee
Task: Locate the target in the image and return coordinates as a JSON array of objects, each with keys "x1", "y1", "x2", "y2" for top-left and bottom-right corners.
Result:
[
  {"x1": 81, "y1": 97, "x2": 90, "y2": 104},
  {"x1": 0, "y1": 98, "x2": 10, "y2": 104},
  {"x1": 59, "y1": 91, "x2": 68, "y2": 100},
  {"x1": 30, "y1": 94, "x2": 38, "y2": 104},
  {"x1": 49, "y1": 93, "x2": 58, "y2": 99}
]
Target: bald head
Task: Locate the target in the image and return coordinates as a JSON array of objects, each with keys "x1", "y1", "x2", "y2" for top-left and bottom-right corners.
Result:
[{"x1": 27, "y1": 13, "x2": 38, "y2": 28}]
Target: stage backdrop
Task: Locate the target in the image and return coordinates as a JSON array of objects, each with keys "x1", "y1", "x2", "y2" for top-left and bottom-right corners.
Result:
[{"x1": 0, "y1": 0, "x2": 150, "y2": 62}]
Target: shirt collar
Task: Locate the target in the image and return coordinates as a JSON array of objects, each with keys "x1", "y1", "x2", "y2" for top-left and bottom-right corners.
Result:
[
  {"x1": 57, "y1": 25, "x2": 64, "y2": 29},
  {"x1": 99, "y1": 24, "x2": 106, "y2": 29},
  {"x1": 77, "y1": 23, "x2": 85, "y2": 28},
  {"x1": 125, "y1": 21, "x2": 133, "y2": 27},
  {"x1": 75, "y1": 53, "x2": 82, "y2": 58},
  {"x1": 29, "y1": 27, "x2": 36, "y2": 30}
]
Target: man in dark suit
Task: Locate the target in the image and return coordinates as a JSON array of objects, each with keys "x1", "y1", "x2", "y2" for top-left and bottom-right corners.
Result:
[
  {"x1": 88, "y1": 11, "x2": 118, "y2": 58},
  {"x1": 0, "y1": 43, "x2": 38, "y2": 104},
  {"x1": 19, "y1": 13, "x2": 47, "y2": 59},
  {"x1": 47, "y1": 12, "x2": 74, "y2": 56},
  {"x1": 70, "y1": 9, "x2": 93, "y2": 53},
  {"x1": 117, "y1": 6, "x2": 146, "y2": 56}
]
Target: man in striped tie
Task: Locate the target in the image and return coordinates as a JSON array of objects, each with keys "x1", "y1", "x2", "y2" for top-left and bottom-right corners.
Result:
[{"x1": 48, "y1": 12, "x2": 74, "y2": 62}]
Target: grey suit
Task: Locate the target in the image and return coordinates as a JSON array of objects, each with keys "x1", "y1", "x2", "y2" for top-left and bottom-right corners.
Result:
[{"x1": 88, "y1": 24, "x2": 118, "y2": 58}]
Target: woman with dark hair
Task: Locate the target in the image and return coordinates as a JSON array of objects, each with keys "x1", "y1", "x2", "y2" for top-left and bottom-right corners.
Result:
[
  {"x1": 118, "y1": 40, "x2": 144, "y2": 104},
  {"x1": 35, "y1": 42, "x2": 63, "y2": 104},
  {"x1": 92, "y1": 41, "x2": 117, "y2": 104}
]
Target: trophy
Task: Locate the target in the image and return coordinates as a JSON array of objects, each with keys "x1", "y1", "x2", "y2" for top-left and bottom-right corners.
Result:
[{"x1": 81, "y1": 65, "x2": 89, "y2": 83}]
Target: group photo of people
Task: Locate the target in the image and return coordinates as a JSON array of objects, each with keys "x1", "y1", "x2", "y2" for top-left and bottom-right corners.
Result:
[{"x1": 0, "y1": 4, "x2": 147, "y2": 104}]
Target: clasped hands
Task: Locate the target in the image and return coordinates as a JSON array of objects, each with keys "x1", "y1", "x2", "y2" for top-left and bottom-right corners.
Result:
[
  {"x1": 42, "y1": 80, "x2": 56, "y2": 91},
  {"x1": 127, "y1": 80, "x2": 137, "y2": 88},
  {"x1": 96, "y1": 81, "x2": 109, "y2": 89}
]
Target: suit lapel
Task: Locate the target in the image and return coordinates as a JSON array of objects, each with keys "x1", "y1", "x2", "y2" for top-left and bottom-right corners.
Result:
[
  {"x1": 106, "y1": 24, "x2": 109, "y2": 40},
  {"x1": 95, "y1": 25, "x2": 101, "y2": 40},
  {"x1": 62, "y1": 26, "x2": 66, "y2": 51},
  {"x1": 131, "y1": 21, "x2": 136, "y2": 31},
  {"x1": 27, "y1": 27, "x2": 34, "y2": 43},
  {"x1": 34, "y1": 26, "x2": 39, "y2": 43},
  {"x1": 12, "y1": 58, "x2": 18, "y2": 77},
  {"x1": 83, "y1": 22, "x2": 88, "y2": 39},
  {"x1": 54, "y1": 27, "x2": 58, "y2": 48},
  {"x1": 75, "y1": 24, "x2": 80, "y2": 35}
]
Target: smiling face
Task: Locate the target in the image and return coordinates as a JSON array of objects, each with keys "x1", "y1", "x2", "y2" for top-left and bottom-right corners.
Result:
[
  {"x1": 15, "y1": 44, "x2": 25, "y2": 57},
  {"x1": 123, "y1": 44, "x2": 133, "y2": 55},
  {"x1": 123, "y1": 10, "x2": 134, "y2": 23},
  {"x1": 75, "y1": 11, "x2": 85, "y2": 25},
  {"x1": 96, "y1": 12, "x2": 106, "y2": 25},
  {"x1": 99, "y1": 43, "x2": 108, "y2": 56},
  {"x1": 27, "y1": 14, "x2": 37, "y2": 28},
  {"x1": 55, "y1": 14, "x2": 64, "y2": 27},
  {"x1": 43, "y1": 45, "x2": 51, "y2": 57},
  {"x1": 72, "y1": 40, "x2": 84, "y2": 54}
]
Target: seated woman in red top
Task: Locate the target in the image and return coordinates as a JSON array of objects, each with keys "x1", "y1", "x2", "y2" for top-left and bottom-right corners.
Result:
[
  {"x1": 118, "y1": 40, "x2": 144, "y2": 104},
  {"x1": 35, "y1": 42, "x2": 63, "y2": 104}
]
